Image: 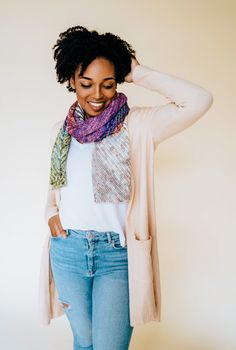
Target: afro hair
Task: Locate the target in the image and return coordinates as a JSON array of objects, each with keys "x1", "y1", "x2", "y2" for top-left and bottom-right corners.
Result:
[{"x1": 53, "y1": 25, "x2": 136, "y2": 91}]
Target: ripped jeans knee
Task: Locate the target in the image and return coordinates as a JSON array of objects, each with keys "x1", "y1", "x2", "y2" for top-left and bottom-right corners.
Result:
[{"x1": 59, "y1": 298, "x2": 71, "y2": 310}]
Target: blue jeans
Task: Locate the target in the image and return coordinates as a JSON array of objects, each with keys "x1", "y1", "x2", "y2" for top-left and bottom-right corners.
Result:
[{"x1": 49, "y1": 229, "x2": 134, "y2": 350}]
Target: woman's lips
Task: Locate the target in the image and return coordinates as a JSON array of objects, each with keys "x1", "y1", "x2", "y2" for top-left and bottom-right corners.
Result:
[{"x1": 88, "y1": 101, "x2": 106, "y2": 111}]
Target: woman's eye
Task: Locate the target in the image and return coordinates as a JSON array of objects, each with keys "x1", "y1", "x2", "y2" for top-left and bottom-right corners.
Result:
[
  {"x1": 80, "y1": 84, "x2": 114, "y2": 89},
  {"x1": 104, "y1": 85, "x2": 114, "y2": 89}
]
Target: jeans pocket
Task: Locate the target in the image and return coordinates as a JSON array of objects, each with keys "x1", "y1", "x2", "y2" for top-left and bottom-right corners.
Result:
[{"x1": 50, "y1": 234, "x2": 65, "y2": 240}]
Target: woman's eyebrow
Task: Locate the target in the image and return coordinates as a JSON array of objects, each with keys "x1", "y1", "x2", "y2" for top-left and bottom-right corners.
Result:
[{"x1": 79, "y1": 76, "x2": 115, "y2": 81}]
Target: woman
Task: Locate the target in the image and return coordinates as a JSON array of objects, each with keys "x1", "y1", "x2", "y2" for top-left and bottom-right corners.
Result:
[{"x1": 39, "y1": 26, "x2": 213, "y2": 350}]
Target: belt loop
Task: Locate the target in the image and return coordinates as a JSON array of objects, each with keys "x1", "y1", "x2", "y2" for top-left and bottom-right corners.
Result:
[{"x1": 106, "y1": 232, "x2": 112, "y2": 243}]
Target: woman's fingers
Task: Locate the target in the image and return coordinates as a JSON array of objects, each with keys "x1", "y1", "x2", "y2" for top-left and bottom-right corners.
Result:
[{"x1": 48, "y1": 215, "x2": 67, "y2": 238}]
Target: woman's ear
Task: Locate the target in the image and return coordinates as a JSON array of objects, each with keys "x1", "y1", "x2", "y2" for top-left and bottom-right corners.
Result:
[{"x1": 70, "y1": 76, "x2": 75, "y2": 90}]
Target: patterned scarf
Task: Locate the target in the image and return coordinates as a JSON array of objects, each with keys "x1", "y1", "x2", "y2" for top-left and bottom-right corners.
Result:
[{"x1": 50, "y1": 92, "x2": 130, "y2": 191}]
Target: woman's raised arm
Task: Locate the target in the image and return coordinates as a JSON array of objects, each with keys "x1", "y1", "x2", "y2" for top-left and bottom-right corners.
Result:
[{"x1": 130, "y1": 64, "x2": 213, "y2": 146}]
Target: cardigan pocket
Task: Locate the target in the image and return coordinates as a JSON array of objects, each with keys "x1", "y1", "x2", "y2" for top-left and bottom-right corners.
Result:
[{"x1": 133, "y1": 234, "x2": 153, "y2": 283}]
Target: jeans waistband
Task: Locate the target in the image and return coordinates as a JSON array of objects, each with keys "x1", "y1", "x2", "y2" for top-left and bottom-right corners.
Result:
[{"x1": 66, "y1": 229, "x2": 120, "y2": 242}]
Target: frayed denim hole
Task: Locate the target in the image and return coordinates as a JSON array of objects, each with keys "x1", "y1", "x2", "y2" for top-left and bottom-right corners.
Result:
[{"x1": 58, "y1": 298, "x2": 71, "y2": 310}]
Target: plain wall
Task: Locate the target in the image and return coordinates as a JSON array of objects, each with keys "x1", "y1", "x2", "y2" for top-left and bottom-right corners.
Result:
[{"x1": 0, "y1": 0, "x2": 235, "y2": 349}]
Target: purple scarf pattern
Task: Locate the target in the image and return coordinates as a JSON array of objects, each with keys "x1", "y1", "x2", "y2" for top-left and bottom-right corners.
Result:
[{"x1": 66, "y1": 92, "x2": 129, "y2": 143}]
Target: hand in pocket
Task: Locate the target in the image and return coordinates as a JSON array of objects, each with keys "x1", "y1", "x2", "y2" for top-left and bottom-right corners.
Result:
[{"x1": 48, "y1": 214, "x2": 67, "y2": 238}]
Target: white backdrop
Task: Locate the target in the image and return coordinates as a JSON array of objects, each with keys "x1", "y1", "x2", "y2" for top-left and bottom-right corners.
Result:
[{"x1": 0, "y1": 0, "x2": 235, "y2": 349}]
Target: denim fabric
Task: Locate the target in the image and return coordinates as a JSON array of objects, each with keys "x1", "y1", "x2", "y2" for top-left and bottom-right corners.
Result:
[{"x1": 49, "y1": 229, "x2": 134, "y2": 350}]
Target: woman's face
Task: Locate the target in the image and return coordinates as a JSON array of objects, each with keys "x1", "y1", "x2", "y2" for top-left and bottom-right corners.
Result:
[{"x1": 70, "y1": 57, "x2": 117, "y2": 118}]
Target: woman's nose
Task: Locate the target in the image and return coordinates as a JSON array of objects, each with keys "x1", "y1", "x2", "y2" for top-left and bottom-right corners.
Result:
[{"x1": 92, "y1": 86, "x2": 104, "y2": 99}]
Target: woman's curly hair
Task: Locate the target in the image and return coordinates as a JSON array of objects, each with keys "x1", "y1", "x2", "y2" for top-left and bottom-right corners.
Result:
[{"x1": 53, "y1": 26, "x2": 136, "y2": 92}]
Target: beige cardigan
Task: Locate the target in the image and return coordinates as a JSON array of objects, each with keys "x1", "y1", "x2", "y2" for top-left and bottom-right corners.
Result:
[{"x1": 38, "y1": 64, "x2": 213, "y2": 326}]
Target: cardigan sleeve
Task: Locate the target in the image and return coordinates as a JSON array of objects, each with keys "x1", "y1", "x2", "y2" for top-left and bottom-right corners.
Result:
[
  {"x1": 44, "y1": 120, "x2": 64, "y2": 224},
  {"x1": 44, "y1": 185, "x2": 59, "y2": 223},
  {"x1": 131, "y1": 64, "x2": 213, "y2": 146}
]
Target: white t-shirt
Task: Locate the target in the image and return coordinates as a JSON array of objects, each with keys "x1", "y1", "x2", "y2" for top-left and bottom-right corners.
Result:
[{"x1": 59, "y1": 137, "x2": 128, "y2": 247}]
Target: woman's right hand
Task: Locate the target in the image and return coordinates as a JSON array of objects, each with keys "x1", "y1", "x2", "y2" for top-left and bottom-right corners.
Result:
[
  {"x1": 48, "y1": 214, "x2": 67, "y2": 238},
  {"x1": 124, "y1": 56, "x2": 140, "y2": 83}
]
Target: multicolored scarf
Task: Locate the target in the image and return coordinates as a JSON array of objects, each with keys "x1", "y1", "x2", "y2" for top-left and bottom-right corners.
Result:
[{"x1": 50, "y1": 92, "x2": 130, "y2": 191}]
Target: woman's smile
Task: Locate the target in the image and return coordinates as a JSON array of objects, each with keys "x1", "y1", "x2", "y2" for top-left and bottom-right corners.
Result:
[{"x1": 87, "y1": 101, "x2": 106, "y2": 111}]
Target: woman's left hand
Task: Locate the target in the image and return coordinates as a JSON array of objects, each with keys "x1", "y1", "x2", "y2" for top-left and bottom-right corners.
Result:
[{"x1": 124, "y1": 56, "x2": 140, "y2": 83}]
